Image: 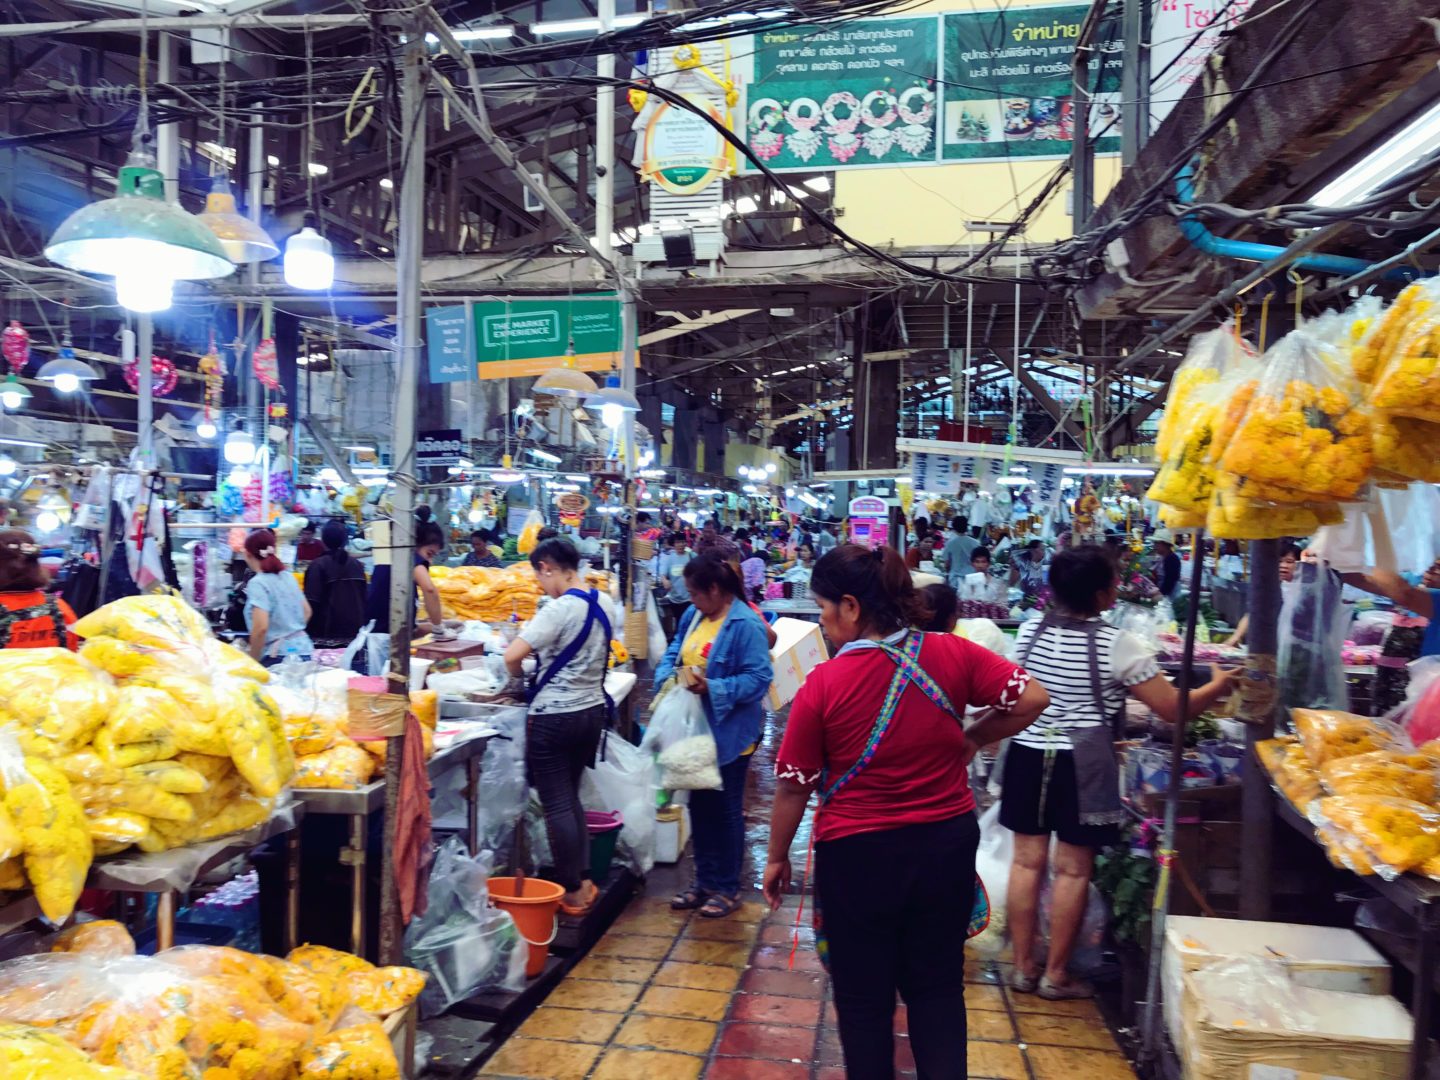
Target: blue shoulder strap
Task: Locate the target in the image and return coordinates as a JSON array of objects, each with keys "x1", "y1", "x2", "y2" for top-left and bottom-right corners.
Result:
[{"x1": 528, "y1": 589, "x2": 615, "y2": 723}]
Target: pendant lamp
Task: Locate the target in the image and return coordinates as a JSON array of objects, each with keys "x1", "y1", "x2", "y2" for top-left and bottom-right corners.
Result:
[
  {"x1": 284, "y1": 212, "x2": 334, "y2": 290},
  {"x1": 197, "y1": 174, "x2": 279, "y2": 264},
  {"x1": 0, "y1": 376, "x2": 32, "y2": 410},
  {"x1": 533, "y1": 342, "x2": 599, "y2": 398},
  {"x1": 585, "y1": 372, "x2": 640, "y2": 429},
  {"x1": 45, "y1": 141, "x2": 234, "y2": 295},
  {"x1": 36, "y1": 339, "x2": 101, "y2": 394}
]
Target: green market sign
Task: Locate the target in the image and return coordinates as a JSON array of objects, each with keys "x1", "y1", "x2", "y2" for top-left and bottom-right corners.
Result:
[
  {"x1": 471, "y1": 295, "x2": 624, "y2": 379},
  {"x1": 733, "y1": 5, "x2": 1124, "y2": 172}
]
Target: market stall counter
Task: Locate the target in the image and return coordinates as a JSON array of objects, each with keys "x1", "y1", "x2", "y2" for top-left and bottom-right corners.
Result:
[
  {"x1": 1268, "y1": 766, "x2": 1440, "y2": 1080},
  {"x1": 292, "y1": 723, "x2": 496, "y2": 959}
]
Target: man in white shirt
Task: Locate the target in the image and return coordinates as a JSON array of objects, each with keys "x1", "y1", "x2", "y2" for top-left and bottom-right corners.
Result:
[
  {"x1": 815, "y1": 525, "x2": 838, "y2": 556},
  {"x1": 936, "y1": 516, "x2": 979, "y2": 589}
]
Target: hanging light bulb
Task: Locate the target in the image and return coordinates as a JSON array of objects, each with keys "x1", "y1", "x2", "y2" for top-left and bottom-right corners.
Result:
[
  {"x1": 34, "y1": 510, "x2": 60, "y2": 534},
  {"x1": 36, "y1": 338, "x2": 101, "y2": 394},
  {"x1": 196, "y1": 416, "x2": 218, "y2": 439},
  {"x1": 0, "y1": 376, "x2": 32, "y2": 410},
  {"x1": 765, "y1": 462, "x2": 777, "y2": 474},
  {"x1": 0, "y1": 458, "x2": 16, "y2": 477},
  {"x1": 468, "y1": 507, "x2": 484, "y2": 523},
  {"x1": 115, "y1": 270, "x2": 174, "y2": 314},
  {"x1": 585, "y1": 372, "x2": 640, "y2": 430},
  {"x1": 224, "y1": 428, "x2": 257, "y2": 465},
  {"x1": 284, "y1": 213, "x2": 334, "y2": 290},
  {"x1": 196, "y1": 174, "x2": 279, "y2": 263}
]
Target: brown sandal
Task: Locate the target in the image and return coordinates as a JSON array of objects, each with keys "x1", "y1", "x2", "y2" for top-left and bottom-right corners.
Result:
[
  {"x1": 698, "y1": 893, "x2": 742, "y2": 919},
  {"x1": 560, "y1": 881, "x2": 599, "y2": 917}
]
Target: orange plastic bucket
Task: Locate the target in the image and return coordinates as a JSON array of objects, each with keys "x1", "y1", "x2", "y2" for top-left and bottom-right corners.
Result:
[{"x1": 489, "y1": 876, "x2": 565, "y2": 978}]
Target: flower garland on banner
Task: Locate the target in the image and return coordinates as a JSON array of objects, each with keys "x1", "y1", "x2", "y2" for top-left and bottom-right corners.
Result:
[
  {"x1": 859, "y1": 88, "x2": 898, "y2": 159},
  {"x1": 1, "y1": 321, "x2": 29, "y2": 374},
  {"x1": 896, "y1": 86, "x2": 935, "y2": 156},
  {"x1": 252, "y1": 299, "x2": 281, "y2": 392},
  {"x1": 123, "y1": 354, "x2": 179, "y2": 397},
  {"x1": 785, "y1": 98, "x2": 823, "y2": 162},
  {"x1": 748, "y1": 98, "x2": 785, "y2": 161},
  {"x1": 822, "y1": 91, "x2": 861, "y2": 162}
]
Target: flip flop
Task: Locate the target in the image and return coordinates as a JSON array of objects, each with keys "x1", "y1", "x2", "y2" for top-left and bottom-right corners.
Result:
[
  {"x1": 1038, "y1": 976, "x2": 1095, "y2": 1001},
  {"x1": 561, "y1": 881, "x2": 599, "y2": 917},
  {"x1": 1010, "y1": 971, "x2": 1039, "y2": 995}
]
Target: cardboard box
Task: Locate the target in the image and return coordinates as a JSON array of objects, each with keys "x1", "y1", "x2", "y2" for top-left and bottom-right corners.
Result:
[
  {"x1": 654, "y1": 805, "x2": 690, "y2": 864},
  {"x1": 767, "y1": 617, "x2": 830, "y2": 711},
  {"x1": 1181, "y1": 968, "x2": 1411, "y2": 1080},
  {"x1": 1164, "y1": 917, "x2": 1392, "y2": 1059}
]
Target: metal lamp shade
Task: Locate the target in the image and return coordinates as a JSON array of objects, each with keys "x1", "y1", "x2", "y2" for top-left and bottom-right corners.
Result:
[
  {"x1": 45, "y1": 161, "x2": 235, "y2": 281},
  {"x1": 585, "y1": 374, "x2": 640, "y2": 413},
  {"x1": 35, "y1": 355, "x2": 101, "y2": 385},
  {"x1": 0, "y1": 376, "x2": 32, "y2": 402},
  {"x1": 533, "y1": 365, "x2": 600, "y2": 398},
  {"x1": 197, "y1": 177, "x2": 278, "y2": 264}
]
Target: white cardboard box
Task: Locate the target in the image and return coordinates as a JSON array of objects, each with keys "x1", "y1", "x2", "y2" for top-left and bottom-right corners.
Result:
[
  {"x1": 767, "y1": 617, "x2": 830, "y2": 711},
  {"x1": 654, "y1": 805, "x2": 691, "y2": 864},
  {"x1": 1164, "y1": 917, "x2": 1392, "y2": 1058}
]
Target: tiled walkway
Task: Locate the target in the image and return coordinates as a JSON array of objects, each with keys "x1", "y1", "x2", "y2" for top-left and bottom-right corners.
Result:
[
  {"x1": 480, "y1": 706, "x2": 1138, "y2": 1079},
  {"x1": 480, "y1": 892, "x2": 1139, "y2": 1080}
]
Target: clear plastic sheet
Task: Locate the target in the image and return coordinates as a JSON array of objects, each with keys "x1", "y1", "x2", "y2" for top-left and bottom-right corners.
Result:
[
  {"x1": 87, "y1": 797, "x2": 300, "y2": 890},
  {"x1": 1278, "y1": 561, "x2": 1350, "y2": 711},
  {"x1": 402, "y1": 838, "x2": 526, "y2": 1018}
]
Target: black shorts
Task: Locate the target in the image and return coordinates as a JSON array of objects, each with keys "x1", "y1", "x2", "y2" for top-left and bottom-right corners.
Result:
[{"x1": 999, "y1": 742, "x2": 1119, "y2": 850}]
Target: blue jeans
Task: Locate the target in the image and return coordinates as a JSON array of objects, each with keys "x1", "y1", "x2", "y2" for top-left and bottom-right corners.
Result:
[{"x1": 688, "y1": 752, "x2": 752, "y2": 896}]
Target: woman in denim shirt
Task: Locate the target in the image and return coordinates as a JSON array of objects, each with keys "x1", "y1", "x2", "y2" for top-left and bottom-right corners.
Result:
[{"x1": 654, "y1": 553, "x2": 774, "y2": 918}]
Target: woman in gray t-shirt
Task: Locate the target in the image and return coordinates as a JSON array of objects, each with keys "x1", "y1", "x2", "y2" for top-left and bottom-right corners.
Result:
[
  {"x1": 504, "y1": 535, "x2": 617, "y2": 917},
  {"x1": 242, "y1": 529, "x2": 315, "y2": 663}
]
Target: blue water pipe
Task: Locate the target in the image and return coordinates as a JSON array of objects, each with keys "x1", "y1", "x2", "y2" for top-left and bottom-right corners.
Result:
[{"x1": 1174, "y1": 163, "x2": 1418, "y2": 282}]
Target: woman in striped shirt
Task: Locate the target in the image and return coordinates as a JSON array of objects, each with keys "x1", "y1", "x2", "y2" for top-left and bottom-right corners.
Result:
[{"x1": 1002, "y1": 545, "x2": 1237, "y2": 1000}]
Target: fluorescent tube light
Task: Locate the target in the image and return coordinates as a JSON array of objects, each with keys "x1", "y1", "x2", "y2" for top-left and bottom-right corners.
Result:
[
  {"x1": 532, "y1": 13, "x2": 645, "y2": 33},
  {"x1": 1312, "y1": 101, "x2": 1440, "y2": 207}
]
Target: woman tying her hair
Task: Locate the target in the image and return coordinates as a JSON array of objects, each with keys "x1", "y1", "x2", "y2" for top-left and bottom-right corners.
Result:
[
  {"x1": 242, "y1": 529, "x2": 314, "y2": 664},
  {"x1": 655, "y1": 553, "x2": 774, "y2": 919},
  {"x1": 765, "y1": 545, "x2": 1049, "y2": 1079},
  {"x1": 504, "y1": 537, "x2": 619, "y2": 916},
  {"x1": 0, "y1": 530, "x2": 76, "y2": 650}
]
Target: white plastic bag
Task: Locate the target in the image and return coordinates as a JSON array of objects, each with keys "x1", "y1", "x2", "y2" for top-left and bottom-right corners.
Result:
[
  {"x1": 641, "y1": 689, "x2": 722, "y2": 791},
  {"x1": 402, "y1": 837, "x2": 527, "y2": 1016},
  {"x1": 646, "y1": 591, "x2": 667, "y2": 663},
  {"x1": 580, "y1": 730, "x2": 657, "y2": 875},
  {"x1": 970, "y1": 804, "x2": 1013, "y2": 958}
]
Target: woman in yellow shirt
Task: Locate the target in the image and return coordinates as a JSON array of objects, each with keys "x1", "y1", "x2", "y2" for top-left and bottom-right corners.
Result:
[{"x1": 653, "y1": 554, "x2": 775, "y2": 917}]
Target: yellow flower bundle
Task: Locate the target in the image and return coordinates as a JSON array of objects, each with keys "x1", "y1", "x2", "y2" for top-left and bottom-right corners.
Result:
[
  {"x1": 1316, "y1": 795, "x2": 1440, "y2": 873},
  {"x1": 430, "y1": 564, "x2": 543, "y2": 621},
  {"x1": 1294, "y1": 708, "x2": 1407, "y2": 768},
  {"x1": 0, "y1": 943, "x2": 422, "y2": 1080},
  {"x1": 1217, "y1": 331, "x2": 1374, "y2": 504}
]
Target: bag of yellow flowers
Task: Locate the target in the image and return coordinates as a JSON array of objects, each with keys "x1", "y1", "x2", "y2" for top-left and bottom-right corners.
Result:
[
  {"x1": 1320, "y1": 749, "x2": 1440, "y2": 803},
  {"x1": 295, "y1": 744, "x2": 377, "y2": 789},
  {"x1": 0, "y1": 733, "x2": 92, "y2": 922},
  {"x1": 214, "y1": 677, "x2": 295, "y2": 798},
  {"x1": 1312, "y1": 794, "x2": 1440, "y2": 875},
  {"x1": 1218, "y1": 329, "x2": 1375, "y2": 506},
  {"x1": 1146, "y1": 326, "x2": 1254, "y2": 515},
  {"x1": 0, "y1": 1020, "x2": 144, "y2": 1080},
  {"x1": 1293, "y1": 708, "x2": 1410, "y2": 767},
  {"x1": 297, "y1": 1017, "x2": 401, "y2": 1080},
  {"x1": 0, "y1": 649, "x2": 114, "y2": 759},
  {"x1": 50, "y1": 921, "x2": 135, "y2": 959},
  {"x1": 1371, "y1": 284, "x2": 1440, "y2": 423}
]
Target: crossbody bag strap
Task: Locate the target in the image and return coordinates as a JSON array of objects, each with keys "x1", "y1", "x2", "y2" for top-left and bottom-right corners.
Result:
[
  {"x1": 528, "y1": 589, "x2": 604, "y2": 703},
  {"x1": 818, "y1": 632, "x2": 922, "y2": 803}
]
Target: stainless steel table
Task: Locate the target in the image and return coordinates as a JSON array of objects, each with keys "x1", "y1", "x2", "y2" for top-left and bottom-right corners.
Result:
[{"x1": 292, "y1": 728, "x2": 495, "y2": 957}]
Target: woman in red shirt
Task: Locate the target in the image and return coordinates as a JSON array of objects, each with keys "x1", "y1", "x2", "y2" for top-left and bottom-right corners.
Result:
[
  {"x1": 763, "y1": 545, "x2": 1048, "y2": 1080},
  {"x1": 0, "y1": 530, "x2": 76, "y2": 649}
]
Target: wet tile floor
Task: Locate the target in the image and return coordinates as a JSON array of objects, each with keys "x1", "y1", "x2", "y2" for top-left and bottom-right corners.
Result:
[{"x1": 481, "y1": 704, "x2": 1138, "y2": 1080}]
